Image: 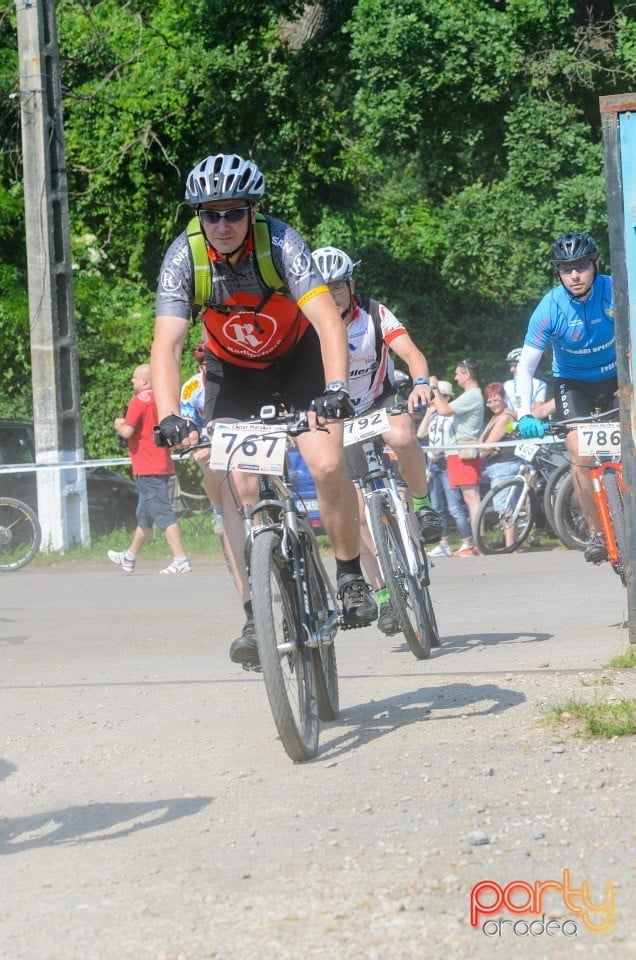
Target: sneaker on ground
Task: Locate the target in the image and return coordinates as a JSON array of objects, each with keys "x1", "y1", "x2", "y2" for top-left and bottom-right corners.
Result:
[
  {"x1": 377, "y1": 599, "x2": 400, "y2": 636},
  {"x1": 428, "y1": 541, "x2": 451, "y2": 558},
  {"x1": 338, "y1": 573, "x2": 378, "y2": 628},
  {"x1": 416, "y1": 506, "x2": 444, "y2": 544},
  {"x1": 453, "y1": 544, "x2": 480, "y2": 558},
  {"x1": 583, "y1": 532, "x2": 608, "y2": 564},
  {"x1": 229, "y1": 619, "x2": 259, "y2": 665},
  {"x1": 160, "y1": 559, "x2": 192, "y2": 575},
  {"x1": 107, "y1": 549, "x2": 135, "y2": 573}
]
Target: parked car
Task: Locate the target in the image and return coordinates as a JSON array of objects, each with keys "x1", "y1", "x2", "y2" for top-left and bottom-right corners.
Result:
[
  {"x1": 0, "y1": 419, "x2": 138, "y2": 533},
  {"x1": 286, "y1": 449, "x2": 323, "y2": 531}
]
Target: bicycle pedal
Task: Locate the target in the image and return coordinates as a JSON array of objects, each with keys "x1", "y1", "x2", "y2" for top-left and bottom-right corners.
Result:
[
  {"x1": 338, "y1": 616, "x2": 376, "y2": 631},
  {"x1": 241, "y1": 659, "x2": 262, "y2": 673}
]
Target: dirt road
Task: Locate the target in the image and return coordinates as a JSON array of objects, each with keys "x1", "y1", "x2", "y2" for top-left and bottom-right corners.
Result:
[{"x1": 1, "y1": 548, "x2": 633, "y2": 958}]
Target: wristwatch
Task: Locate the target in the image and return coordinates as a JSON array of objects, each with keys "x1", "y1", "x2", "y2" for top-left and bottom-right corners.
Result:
[{"x1": 325, "y1": 380, "x2": 349, "y2": 394}]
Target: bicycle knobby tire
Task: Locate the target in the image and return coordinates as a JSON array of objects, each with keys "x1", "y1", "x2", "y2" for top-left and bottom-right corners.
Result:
[
  {"x1": 602, "y1": 469, "x2": 627, "y2": 587},
  {"x1": 368, "y1": 491, "x2": 433, "y2": 659},
  {"x1": 250, "y1": 529, "x2": 319, "y2": 761},
  {"x1": 0, "y1": 498, "x2": 42, "y2": 571},
  {"x1": 474, "y1": 477, "x2": 537, "y2": 554},
  {"x1": 302, "y1": 530, "x2": 339, "y2": 721}
]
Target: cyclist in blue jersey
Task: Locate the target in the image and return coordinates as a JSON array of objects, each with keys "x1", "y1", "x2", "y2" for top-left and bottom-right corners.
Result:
[{"x1": 516, "y1": 232, "x2": 617, "y2": 563}]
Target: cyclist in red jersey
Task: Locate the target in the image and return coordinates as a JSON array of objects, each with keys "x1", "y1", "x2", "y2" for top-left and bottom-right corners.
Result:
[{"x1": 151, "y1": 154, "x2": 377, "y2": 665}]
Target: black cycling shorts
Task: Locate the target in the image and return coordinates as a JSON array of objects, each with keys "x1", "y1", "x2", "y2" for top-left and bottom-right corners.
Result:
[
  {"x1": 203, "y1": 326, "x2": 325, "y2": 423},
  {"x1": 554, "y1": 375, "x2": 618, "y2": 421},
  {"x1": 343, "y1": 389, "x2": 407, "y2": 480}
]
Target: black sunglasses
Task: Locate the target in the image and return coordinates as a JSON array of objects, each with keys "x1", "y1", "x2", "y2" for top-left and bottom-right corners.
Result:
[{"x1": 198, "y1": 206, "x2": 250, "y2": 225}]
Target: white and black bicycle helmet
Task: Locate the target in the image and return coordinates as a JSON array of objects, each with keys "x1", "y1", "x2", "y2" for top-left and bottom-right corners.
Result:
[
  {"x1": 185, "y1": 153, "x2": 265, "y2": 206},
  {"x1": 312, "y1": 246, "x2": 359, "y2": 283},
  {"x1": 506, "y1": 348, "x2": 523, "y2": 363}
]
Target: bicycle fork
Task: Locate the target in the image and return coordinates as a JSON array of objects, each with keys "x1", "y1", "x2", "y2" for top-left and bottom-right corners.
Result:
[{"x1": 592, "y1": 464, "x2": 622, "y2": 566}]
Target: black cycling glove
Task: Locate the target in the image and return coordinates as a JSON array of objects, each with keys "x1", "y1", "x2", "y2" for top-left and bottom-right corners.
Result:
[
  {"x1": 153, "y1": 414, "x2": 197, "y2": 448},
  {"x1": 310, "y1": 389, "x2": 355, "y2": 420}
]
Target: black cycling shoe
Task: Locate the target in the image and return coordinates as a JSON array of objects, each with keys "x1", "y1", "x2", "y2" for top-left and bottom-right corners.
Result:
[
  {"x1": 229, "y1": 619, "x2": 259, "y2": 665},
  {"x1": 584, "y1": 532, "x2": 608, "y2": 564},
  {"x1": 338, "y1": 574, "x2": 378, "y2": 629},
  {"x1": 377, "y1": 599, "x2": 400, "y2": 636},
  {"x1": 416, "y1": 506, "x2": 444, "y2": 544}
]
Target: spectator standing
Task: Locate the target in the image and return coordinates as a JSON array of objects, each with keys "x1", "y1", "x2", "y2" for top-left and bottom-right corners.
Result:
[
  {"x1": 417, "y1": 380, "x2": 472, "y2": 557},
  {"x1": 503, "y1": 347, "x2": 547, "y2": 415},
  {"x1": 108, "y1": 364, "x2": 191, "y2": 575},
  {"x1": 478, "y1": 383, "x2": 520, "y2": 548},
  {"x1": 430, "y1": 358, "x2": 484, "y2": 556}
]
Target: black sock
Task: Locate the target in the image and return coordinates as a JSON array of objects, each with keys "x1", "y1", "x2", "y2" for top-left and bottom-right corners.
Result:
[
  {"x1": 244, "y1": 600, "x2": 253, "y2": 620},
  {"x1": 335, "y1": 556, "x2": 362, "y2": 580}
]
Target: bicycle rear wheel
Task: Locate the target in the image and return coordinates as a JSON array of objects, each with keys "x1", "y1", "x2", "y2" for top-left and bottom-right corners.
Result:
[
  {"x1": 474, "y1": 478, "x2": 537, "y2": 554},
  {"x1": 603, "y1": 469, "x2": 626, "y2": 587},
  {"x1": 251, "y1": 530, "x2": 319, "y2": 761},
  {"x1": 303, "y1": 531, "x2": 339, "y2": 721},
  {"x1": 553, "y1": 474, "x2": 589, "y2": 551},
  {"x1": 0, "y1": 498, "x2": 42, "y2": 571},
  {"x1": 368, "y1": 491, "x2": 432, "y2": 660}
]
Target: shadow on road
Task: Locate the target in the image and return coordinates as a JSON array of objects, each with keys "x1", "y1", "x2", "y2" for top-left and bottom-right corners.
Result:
[
  {"x1": 319, "y1": 681, "x2": 525, "y2": 760},
  {"x1": 390, "y1": 630, "x2": 552, "y2": 657},
  {"x1": 0, "y1": 796, "x2": 213, "y2": 854}
]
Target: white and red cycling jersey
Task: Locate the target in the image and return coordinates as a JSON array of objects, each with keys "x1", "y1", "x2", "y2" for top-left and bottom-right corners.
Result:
[{"x1": 346, "y1": 296, "x2": 407, "y2": 414}]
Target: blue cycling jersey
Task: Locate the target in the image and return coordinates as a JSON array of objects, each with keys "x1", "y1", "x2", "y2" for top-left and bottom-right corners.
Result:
[{"x1": 525, "y1": 274, "x2": 615, "y2": 382}]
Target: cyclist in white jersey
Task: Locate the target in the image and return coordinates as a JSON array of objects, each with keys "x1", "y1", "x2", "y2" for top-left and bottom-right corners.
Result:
[{"x1": 312, "y1": 246, "x2": 443, "y2": 635}]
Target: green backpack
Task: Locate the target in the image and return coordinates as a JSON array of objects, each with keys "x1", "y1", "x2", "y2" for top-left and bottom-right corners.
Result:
[{"x1": 186, "y1": 212, "x2": 285, "y2": 311}]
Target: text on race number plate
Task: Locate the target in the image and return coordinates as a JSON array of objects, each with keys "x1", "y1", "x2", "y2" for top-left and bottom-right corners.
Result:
[
  {"x1": 209, "y1": 422, "x2": 287, "y2": 475},
  {"x1": 343, "y1": 408, "x2": 390, "y2": 446},
  {"x1": 514, "y1": 442, "x2": 539, "y2": 463},
  {"x1": 577, "y1": 423, "x2": 621, "y2": 457}
]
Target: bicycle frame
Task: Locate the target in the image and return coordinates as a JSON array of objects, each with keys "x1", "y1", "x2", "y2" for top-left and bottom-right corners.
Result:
[
  {"x1": 243, "y1": 472, "x2": 340, "y2": 651},
  {"x1": 356, "y1": 442, "x2": 424, "y2": 582}
]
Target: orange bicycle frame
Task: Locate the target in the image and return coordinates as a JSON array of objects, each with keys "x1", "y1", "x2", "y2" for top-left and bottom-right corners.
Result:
[{"x1": 590, "y1": 460, "x2": 623, "y2": 566}]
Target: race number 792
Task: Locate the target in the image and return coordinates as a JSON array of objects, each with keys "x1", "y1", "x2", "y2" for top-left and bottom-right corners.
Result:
[{"x1": 577, "y1": 423, "x2": 621, "y2": 457}]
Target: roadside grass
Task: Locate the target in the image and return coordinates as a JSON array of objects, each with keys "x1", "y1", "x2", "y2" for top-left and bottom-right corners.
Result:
[
  {"x1": 31, "y1": 525, "x2": 225, "y2": 565},
  {"x1": 542, "y1": 697, "x2": 636, "y2": 739},
  {"x1": 606, "y1": 647, "x2": 636, "y2": 669}
]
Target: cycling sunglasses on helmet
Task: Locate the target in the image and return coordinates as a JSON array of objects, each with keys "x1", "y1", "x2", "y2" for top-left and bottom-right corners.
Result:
[{"x1": 198, "y1": 206, "x2": 250, "y2": 224}]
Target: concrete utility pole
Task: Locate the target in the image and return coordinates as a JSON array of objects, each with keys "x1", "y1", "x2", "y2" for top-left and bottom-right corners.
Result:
[
  {"x1": 600, "y1": 92, "x2": 636, "y2": 643},
  {"x1": 15, "y1": 0, "x2": 89, "y2": 551}
]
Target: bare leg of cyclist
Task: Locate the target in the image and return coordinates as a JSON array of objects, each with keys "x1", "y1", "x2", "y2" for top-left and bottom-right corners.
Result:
[
  {"x1": 297, "y1": 424, "x2": 377, "y2": 626},
  {"x1": 217, "y1": 471, "x2": 258, "y2": 605},
  {"x1": 566, "y1": 435, "x2": 602, "y2": 533},
  {"x1": 355, "y1": 487, "x2": 383, "y2": 589},
  {"x1": 383, "y1": 414, "x2": 428, "y2": 497}
]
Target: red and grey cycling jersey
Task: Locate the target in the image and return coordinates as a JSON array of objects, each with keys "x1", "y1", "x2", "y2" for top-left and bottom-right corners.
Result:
[
  {"x1": 347, "y1": 296, "x2": 407, "y2": 414},
  {"x1": 155, "y1": 215, "x2": 328, "y2": 369}
]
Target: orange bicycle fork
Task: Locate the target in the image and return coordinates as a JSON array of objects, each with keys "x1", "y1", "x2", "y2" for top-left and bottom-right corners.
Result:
[{"x1": 591, "y1": 461, "x2": 622, "y2": 565}]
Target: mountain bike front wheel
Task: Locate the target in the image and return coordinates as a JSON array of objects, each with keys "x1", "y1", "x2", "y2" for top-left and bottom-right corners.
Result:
[
  {"x1": 602, "y1": 469, "x2": 626, "y2": 587},
  {"x1": 474, "y1": 477, "x2": 537, "y2": 554},
  {"x1": 368, "y1": 491, "x2": 432, "y2": 660},
  {"x1": 251, "y1": 530, "x2": 319, "y2": 761},
  {"x1": 0, "y1": 498, "x2": 42, "y2": 571},
  {"x1": 303, "y1": 531, "x2": 339, "y2": 721}
]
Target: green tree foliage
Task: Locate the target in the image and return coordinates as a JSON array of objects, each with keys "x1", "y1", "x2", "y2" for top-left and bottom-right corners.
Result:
[{"x1": 0, "y1": 0, "x2": 633, "y2": 450}]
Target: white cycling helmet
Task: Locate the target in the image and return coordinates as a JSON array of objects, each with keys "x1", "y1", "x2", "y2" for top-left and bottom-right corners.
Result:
[
  {"x1": 506, "y1": 348, "x2": 523, "y2": 363},
  {"x1": 312, "y1": 246, "x2": 359, "y2": 283},
  {"x1": 185, "y1": 153, "x2": 265, "y2": 206}
]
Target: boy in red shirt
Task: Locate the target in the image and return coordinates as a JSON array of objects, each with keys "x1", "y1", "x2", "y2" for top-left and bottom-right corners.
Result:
[{"x1": 108, "y1": 364, "x2": 190, "y2": 574}]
